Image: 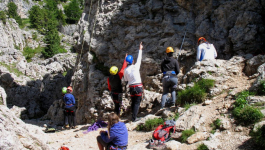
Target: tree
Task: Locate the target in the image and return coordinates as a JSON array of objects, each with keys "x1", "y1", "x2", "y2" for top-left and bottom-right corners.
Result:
[
  {"x1": 29, "y1": 6, "x2": 47, "y2": 33},
  {"x1": 7, "y1": 2, "x2": 23, "y2": 26},
  {"x1": 64, "y1": 0, "x2": 82, "y2": 24},
  {"x1": 42, "y1": 12, "x2": 60, "y2": 58},
  {"x1": 0, "y1": 11, "x2": 7, "y2": 25},
  {"x1": 57, "y1": 9, "x2": 66, "y2": 26},
  {"x1": 7, "y1": 2, "x2": 18, "y2": 18}
]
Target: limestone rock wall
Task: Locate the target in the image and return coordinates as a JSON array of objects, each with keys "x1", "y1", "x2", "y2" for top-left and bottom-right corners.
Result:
[
  {"x1": 0, "y1": 105, "x2": 51, "y2": 150},
  {"x1": 71, "y1": 0, "x2": 265, "y2": 124},
  {"x1": 0, "y1": 18, "x2": 77, "y2": 119}
]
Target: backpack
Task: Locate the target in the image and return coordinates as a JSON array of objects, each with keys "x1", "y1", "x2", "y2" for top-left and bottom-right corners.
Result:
[
  {"x1": 58, "y1": 146, "x2": 69, "y2": 150},
  {"x1": 152, "y1": 120, "x2": 176, "y2": 142}
]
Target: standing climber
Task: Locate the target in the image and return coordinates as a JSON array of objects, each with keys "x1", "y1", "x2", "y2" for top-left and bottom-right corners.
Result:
[
  {"x1": 63, "y1": 86, "x2": 77, "y2": 129},
  {"x1": 197, "y1": 37, "x2": 217, "y2": 61},
  {"x1": 160, "y1": 47, "x2": 180, "y2": 109},
  {"x1": 108, "y1": 54, "x2": 127, "y2": 116},
  {"x1": 124, "y1": 42, "x2": 143, "y2": 122}
]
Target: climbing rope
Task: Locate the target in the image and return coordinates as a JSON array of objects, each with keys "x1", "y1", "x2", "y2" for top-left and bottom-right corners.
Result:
[
  {"x1": 71, "y1": 0, "x2": 101, "y2": 109},
  {"x1": 88, "y1": 0, "x2": 100, "y2": 53},
  {"x1": 177, "y1": 31, "x2": 186, "y2": 60},
  {"x1": 72, "y1": 0, "x2": 101, "y2": 91}
]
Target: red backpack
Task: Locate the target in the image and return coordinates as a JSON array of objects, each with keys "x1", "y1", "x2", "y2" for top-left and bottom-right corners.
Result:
[
  {"x1": 153, "y1": 120, "x2": 176, "y2": 142},
  {"x1": 58, "y1": 146, "x2": 69, "y2": 150}
]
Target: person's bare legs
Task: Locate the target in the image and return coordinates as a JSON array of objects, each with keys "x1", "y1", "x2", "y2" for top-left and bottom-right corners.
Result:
[{"x1": 97, "y1": 141, "x2": 104, "y2": 150}]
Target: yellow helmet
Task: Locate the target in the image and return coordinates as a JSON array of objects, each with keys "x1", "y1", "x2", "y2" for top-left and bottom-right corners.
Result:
[
  {"x1": 166, "y1": 47, "x2": 174, "y2": 53},
  {"x1": 109, "y1": 66, "x2": 118, "y2": 75}
]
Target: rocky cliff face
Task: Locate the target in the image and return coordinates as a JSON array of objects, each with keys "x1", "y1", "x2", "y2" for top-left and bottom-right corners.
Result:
[
  {"x1": 0, "y1": 105, "x2": 51, "y2": 150},
  {"x1": 69, "y1": 0, "x2": 265, "y2": 124},
  {"x1": 0, "y1": 0, "x2": 36, "y2": 18},
  {"x1": 0, "y1": 18, "x2": 77, "y2": 119}
]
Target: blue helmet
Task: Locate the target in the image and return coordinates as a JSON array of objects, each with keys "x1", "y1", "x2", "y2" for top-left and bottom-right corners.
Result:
[{"x1": 126, "y1": 55, "x2": 133, "y2": 64}]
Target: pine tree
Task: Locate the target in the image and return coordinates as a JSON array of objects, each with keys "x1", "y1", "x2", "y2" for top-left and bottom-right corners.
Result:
[
  {"x1": 64, "y1": 0, "x2": 82, "y2": 24},
  {"x1": 29, "y1": 6, "x2": 47, "y2": 33},
  {"x1": 0, "y1": 11, "x2": 7, "y2": 25},
  {"x1": 42, "y1": 12, "x2": 61, "y2": 58},
  {"x1": 7, "y1": 2, "x2": 23, "y2": 26}
]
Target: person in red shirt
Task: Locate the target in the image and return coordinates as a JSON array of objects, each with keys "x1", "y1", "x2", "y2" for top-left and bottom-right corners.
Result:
[{"x1": 108, "y1": 54, "x2": 127, "y2": 116}]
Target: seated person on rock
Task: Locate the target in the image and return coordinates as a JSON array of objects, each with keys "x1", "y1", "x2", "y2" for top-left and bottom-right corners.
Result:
[
  {"x1": 197, "y1": 37, "x2": 217, "y2": 61},
  {"x1": 97, "y1": 113, "x2": 128, "y2": 150}
]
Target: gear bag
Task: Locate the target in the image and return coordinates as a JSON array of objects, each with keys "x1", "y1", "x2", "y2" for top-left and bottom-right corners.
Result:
[{"x1": 152, "y1": 120, "x2": 176, "y2": 142}]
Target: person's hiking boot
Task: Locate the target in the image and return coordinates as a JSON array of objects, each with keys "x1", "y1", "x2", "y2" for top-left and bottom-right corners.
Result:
[
  {"x1": 155, "y1": 108, "x2": 165, "y2": 116},
  {"x1": 71, "y1": 126, "x2": 78, "y2": 129},
  {"x1": 62, "y1": 124, "x2": 70, "y2": 130},
  {"x1": 154, "y1": 141, "x2": 166, "y2": 150},
  {"x1": 148, "y1": 139, "x2": 155, "y2": 149}
]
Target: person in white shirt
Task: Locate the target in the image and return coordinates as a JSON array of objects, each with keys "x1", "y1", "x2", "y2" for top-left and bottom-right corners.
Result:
[
  {"x1": 197, "y1": 37, "x2": 217, "y2": 61},
  {"x1": 124, "y1": 42, "x2": 143, "y2": 122}
]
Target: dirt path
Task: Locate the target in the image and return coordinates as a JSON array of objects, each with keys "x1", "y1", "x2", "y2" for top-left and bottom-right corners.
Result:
[
  {"x1": 25, "y1": 73, "x2": 257, "y2": 150},
  {"x1": 44, "y1": 123, "x2": 152, "y2": 150}
]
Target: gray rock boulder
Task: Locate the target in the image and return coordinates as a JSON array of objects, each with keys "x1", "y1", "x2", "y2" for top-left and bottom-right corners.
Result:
[{"x1": 0, "y1": 105, "x2": 51, "y2": 150}]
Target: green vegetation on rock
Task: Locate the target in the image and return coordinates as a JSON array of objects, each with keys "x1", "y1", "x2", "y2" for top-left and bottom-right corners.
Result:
[
  {"x1": 197, "y1": 144, "x2": 209, "y2": 150},
  {"x1": 181, "y1": 128, "x2": 195, "y2": 143},
  {"x1": 210, "y1": 118, "x2": 221, "y2": 134},
  {"x1": 250, "y1": 125, "x2": 265, "y2": 149},
  {"x1": 136, "y1": 118, "x2": 164, "y2": 131},
  {"x1": 0, "y1": 11, "x2": 7, "y2": 25},
  {"x1": 177, "y1": 79, "x2": 215, "y2": 106}
]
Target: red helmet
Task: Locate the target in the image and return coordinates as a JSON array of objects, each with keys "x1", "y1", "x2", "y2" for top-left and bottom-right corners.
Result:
[
  {"x1": 198, "y1": 37, "x2": 206, "y2": 45},
  {"x1": 67, "y1": 86, "x2": 73, "y2": 92}
]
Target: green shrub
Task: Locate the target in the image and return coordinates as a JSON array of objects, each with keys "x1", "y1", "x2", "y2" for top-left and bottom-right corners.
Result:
[
  {"x1": 210, "y1": 118, "x2": 221, "y2": 134},
  {"x1": 232, "y1": 105, "x2": 264, "y2": 126},
  {"x1": 177, "y1": 79, "x2": 215, "y2": 106},
  {"x1": 234, "y1": 91, "x2": 249, "y2": 108},
  {"x1": 136, "y1": 118, "x2": 164, "y2": 131},
  {"x1": 0, "y1": 11, "x2": 7, "y2": 25},
  {"x1": 184, "y1": 103, "x2": 196, "y2": 110},
  {"x1": 64, "y1": 0, "x2": 82, "y2": 24},
  {"x1": 257, "y1": 80, "x2": 265, "y2": 95},
  {"x1": 23, "y1": 46, "x2": 43, "y2": 62},
  {"x1": 177, "y1": 85, "x2": 206, "y2": 105},
  {"x1": 32, "y1": 32, "x2": 38, "y2": 40},
  {"x1": 250, "y1": 125, "x2": 265, "y2": 149},
  {"x1": 181, "y1": 128, "x2": 195, "y2": 143},
  {"x1": 7, "y1": 2, "x2": 23, "y2": 26},
  {"x1": 197, "y1": 144, "x2": 209, "y2": 150},
  {"x1": 197, "y1": 79, "x2": 215, "y2": 93},
  {"x1": 7, "y1": 2, "x2": 18, "y2": 18}
]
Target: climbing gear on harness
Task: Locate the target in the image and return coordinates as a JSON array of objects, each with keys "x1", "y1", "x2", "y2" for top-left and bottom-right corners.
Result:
[
  {"x1": 166, "y1": 47, "x2": 174, "y2": 53},
  {"x1": 163, "y1": 71, "x2": 176, "y2": 75},
  {"x1": 197, "y1": 37, "x2": 206, "y2": 45},
  {"x1": 126, "y1": 55, "x2": 133, "y2": 64},
  {"x1": 177, "y1": 31, "x2": 186, "y2": 60},
  {"x1": 129, "y1": 84, "x2": 143, "y2": 97},
  {"x1": 62, "y1": 87, "x2": 67, "y2": 94},
  {"x1": 67, "y1": 86, "x2": 73, "y2": 92},
  {"x1": 110, "y1": 66, "x2": 118, "y2": 75}
]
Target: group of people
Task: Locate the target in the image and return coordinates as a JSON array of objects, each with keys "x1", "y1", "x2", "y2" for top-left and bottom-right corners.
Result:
[{"x1": 61, "y1": 37, "x2": 217, "y2": 150}]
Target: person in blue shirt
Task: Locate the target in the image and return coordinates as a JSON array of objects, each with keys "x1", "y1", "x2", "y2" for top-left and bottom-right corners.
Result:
[
  {"x1": 63, "y1": 86, "x2": 76, "y2": 129},
  {"x1": 97, "y1": 113, "x2": 128, "y2": 150}
]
